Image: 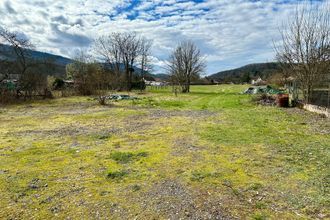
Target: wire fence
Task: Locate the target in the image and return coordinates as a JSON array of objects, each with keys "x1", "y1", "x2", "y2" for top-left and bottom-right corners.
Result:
[{"x1": 310, "y1": 74, "x2": 330, "y2": 109}]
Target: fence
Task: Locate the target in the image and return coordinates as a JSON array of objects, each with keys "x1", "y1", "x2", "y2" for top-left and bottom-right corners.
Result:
[
  {"x1": 310, "y1": 73, "x2": 330, "y2": 109},
  {"x1": 310, "y1": 89, "x2": 330, "y2": 108},
  {"x1": 288, "y1": 74, "x2": 330, "y2": 110}
]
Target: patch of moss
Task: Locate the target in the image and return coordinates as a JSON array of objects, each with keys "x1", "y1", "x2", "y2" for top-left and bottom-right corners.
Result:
[
  {"x1": 190, "y1": 171, "x2": 222, "y2": 181},
  {"x1": 109, "y1": 151, "x2": 149, "y2": 164}
]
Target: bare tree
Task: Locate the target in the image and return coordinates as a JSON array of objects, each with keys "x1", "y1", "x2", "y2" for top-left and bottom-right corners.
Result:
[
  {"x1": 94, "y1": 34, "x2": 123, "y2": 90},
  {"x1": 66, "y1": 51, "x2": 94, "y2": 95},
  {"x1": 119, "y1": 32, "x2": 142, "y2": 90},
  {"x1": 275, "y1": 2, "x2": 330, "y2": 103},
  {"x1": 139, "y1": 37, "x2": 153, "y2": 79},
  {"x1": 94, "y1": 32, "x2": 152, "y2": 91},
  {"x1": 66, "y1": 50, "x2": 110, "y2": 104},
  {"x1": 0, "y1": 28, "x2": 33, "y2": 76},
  {"x1": 167, "y1": 41, "x2": 205, "y2": 93}
]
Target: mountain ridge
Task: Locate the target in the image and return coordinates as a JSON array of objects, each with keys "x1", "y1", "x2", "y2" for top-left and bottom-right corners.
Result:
[
  {"x1": 208, "y1": 62, "x2": 282, "y2": 83},
  {"x1": 1, "y1": 44, "x2": 282, "y2": 82}
]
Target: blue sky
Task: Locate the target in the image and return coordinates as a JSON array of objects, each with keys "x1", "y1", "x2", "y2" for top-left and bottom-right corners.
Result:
[{"x1": 0, "y1": 0, "x2": 328, "y2": 75}]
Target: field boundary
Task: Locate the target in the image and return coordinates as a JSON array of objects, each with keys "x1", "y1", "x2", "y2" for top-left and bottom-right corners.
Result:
[{"x1": 303, "y1": 104, "x2": 330, "y2": 118}]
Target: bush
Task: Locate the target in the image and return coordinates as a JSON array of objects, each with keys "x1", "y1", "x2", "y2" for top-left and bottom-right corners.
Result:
[{"x1": 19, "y1": 72, "x2": 48, "y2": 98}]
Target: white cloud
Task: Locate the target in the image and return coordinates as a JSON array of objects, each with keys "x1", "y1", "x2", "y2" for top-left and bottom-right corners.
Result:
[{"x1": 0, "y1": 0, "x2": 328, "y2": 74}]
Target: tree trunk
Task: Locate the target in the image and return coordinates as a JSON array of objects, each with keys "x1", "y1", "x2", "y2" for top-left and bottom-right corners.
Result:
[{"x1": 125, "y1": 68, "x2": 130, "y2": 91}]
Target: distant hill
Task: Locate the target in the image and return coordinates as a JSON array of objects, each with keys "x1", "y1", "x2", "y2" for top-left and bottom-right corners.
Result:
[
  {"x1": 0, "y1": 43, "x2": 73, "y2": 77},
  {"x1": 0, "y1": 44, "x2": 165, "y2": 80},
  {"x1": 152, "y1": 73, "x2": 170, "y2": 81},
  {"x1": 209, "y1": 62, "x2": 282, "y2": 83},
  {"x1": 0, "y1": 44, "x2": 73, "y2": 66}
]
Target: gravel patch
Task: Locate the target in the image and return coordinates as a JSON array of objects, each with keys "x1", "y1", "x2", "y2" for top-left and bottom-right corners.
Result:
[
  {"x1": 285, "y1": 108, "x2": 330, "y2": 134},
  {"x1": 171, "y1": 137, "x2": 203, "y2": 156},
  {"x1": 5, "y1": 126, "x2": 123, "y2": 139},
  {"x1": 139, "y1": 179, "x2": 233, "y2": 220}
]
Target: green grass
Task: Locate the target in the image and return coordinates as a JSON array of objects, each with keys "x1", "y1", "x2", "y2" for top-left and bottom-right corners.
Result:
[
  {"x1": 109, "y1": 151, "x2": 149, "y2": 164},
  {"x1": 0, "y1": 85, "x2": 329, "y2": 219},
  {"x1": 106, "y1": 170, "x2": 129, "y2": 180}
]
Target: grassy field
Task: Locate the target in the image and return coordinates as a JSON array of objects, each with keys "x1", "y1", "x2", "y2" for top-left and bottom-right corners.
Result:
[{"x1": 0, "y1": 85, "x2": 329, "y2": 219}]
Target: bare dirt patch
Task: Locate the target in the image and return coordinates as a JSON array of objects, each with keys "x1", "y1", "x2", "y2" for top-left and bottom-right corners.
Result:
[
  {"x1": 137, "y1": 179, "x2": 233, "y2": 220},
  {"x1": 285, "y1": 108, "x2": 330, "y2": 134}
]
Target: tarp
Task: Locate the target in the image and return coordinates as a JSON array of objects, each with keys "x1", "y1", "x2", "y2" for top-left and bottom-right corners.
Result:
[
  {"x1": 243, "y1": 85, "x2": 283, "y2": 95},
  {"x1": 0, "y1": 81, "x2": 16, "y2": 91}
]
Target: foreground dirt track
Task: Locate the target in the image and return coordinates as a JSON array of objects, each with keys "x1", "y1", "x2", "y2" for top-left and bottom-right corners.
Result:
[{"x1": 0, "y1": 85, "x2": 329, "y2": 219}]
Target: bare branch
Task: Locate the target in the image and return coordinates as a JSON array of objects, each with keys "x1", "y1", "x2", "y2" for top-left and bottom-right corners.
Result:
[
  {"x1": 167, "y1": 40, "x2": 206, "y2": 93},
  {"x1": 275, "y1": 2, "x2": 330, "y2": 102}
]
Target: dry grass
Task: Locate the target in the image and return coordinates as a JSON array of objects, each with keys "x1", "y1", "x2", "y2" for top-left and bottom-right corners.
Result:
[{"x1": 0, "y1": 85, "x2": 329, "y2": 219}]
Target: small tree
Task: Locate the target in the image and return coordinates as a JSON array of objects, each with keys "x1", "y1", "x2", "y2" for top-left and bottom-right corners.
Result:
[
  {"x1": 119, "y1": 32, "x2": 141, "y2": 90},
  {"x1": 67, "y1": 51, "x2": 93, "y2": 95},
  {"x1": 19, "y1": 72, "x2": 48, "y2": 99},
  {"x1": 167, "y1": 41, "x2": 205, "y2": 93},
  {"x1": 275, "y1": 2, "x2": 330, "y2": 103},
  {"x1": 94, "y1": 34, "x2": 123, "y2": 90},
  {"x1": 139, "y1": 37, "x2": 153, "y2": 79},
  {"x1": 66, "y1": 51, "x2": 111, "y2": 104}
]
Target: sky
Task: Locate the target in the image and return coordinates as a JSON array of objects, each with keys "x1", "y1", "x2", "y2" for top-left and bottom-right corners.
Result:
[{"x1": 0, "y1": 0, "x2": 328, "y2": 75}]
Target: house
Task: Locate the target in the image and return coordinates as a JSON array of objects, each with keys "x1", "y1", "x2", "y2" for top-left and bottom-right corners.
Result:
[
  {"x1": 251, "y1": 77, "x2": 267, "y2": 86},
  {"x1": 143, "y1": 78, "x2": 168, "y2": 86}
]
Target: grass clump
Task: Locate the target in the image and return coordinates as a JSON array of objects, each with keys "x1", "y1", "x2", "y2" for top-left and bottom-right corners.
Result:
[
  {"x1": 106, "y1": 170, "x2": 129, "y2": 180},
  {"x1": 95, "y1": 133, "x2": 111, "y2": 140},
  {"x1": 248, "y1": 183, "x2": 264, "y2": 191},
  {"x1": 190, "y1": 171, "x2": 221, "y2": 181},
  {"x1": 251, "y1": 212, "x2": 268, "y2": 220},
  {"x1": 132, "y1": 184, "x2": 142, "y2": 192},
  {"x1": 109, "y1": 151, "x2": 148, "y2": 164},
  {"x1": 255, "y1": 201, "x2": 267, "y2": 209}
]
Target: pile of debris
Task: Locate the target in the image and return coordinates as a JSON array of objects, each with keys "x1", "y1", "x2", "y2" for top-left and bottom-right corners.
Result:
[
  {"x1": 244, "y1": 85, "x2": 291, "y2": 107},
  {"x1": 108, "y1": 94, "x2": 138, "y2": 100},
  {"x1": 97, "y1": 94, "x2": 138, "y2": 101},
  {"x1": 252, "y1": 94, "x2": 277, "y2": 106},
  {"x1": 243, "y1": 85, "x2": 283, "y2": 95}
]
